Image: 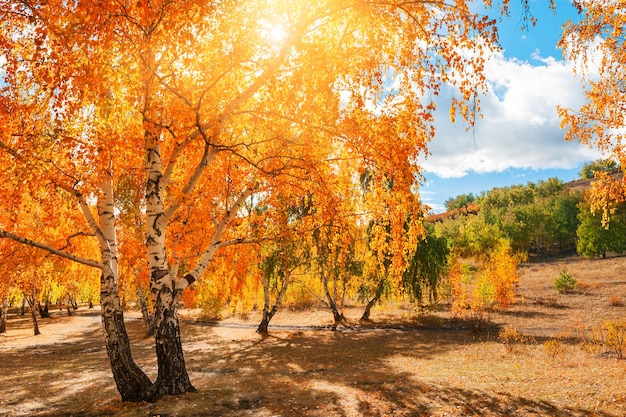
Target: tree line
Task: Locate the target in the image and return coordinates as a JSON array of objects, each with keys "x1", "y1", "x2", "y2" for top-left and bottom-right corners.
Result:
[{"x1": 432, "y1": 159, "x2": 626, "y2": 260}]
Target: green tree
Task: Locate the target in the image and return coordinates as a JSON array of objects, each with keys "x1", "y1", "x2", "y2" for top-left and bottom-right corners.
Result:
[
  {"x1": 546, "y1": 195, "x2": 580, "y2": 251},
  {"x1": 402, "y1": 231, "x2": 449, "y2": 305},
  {"x1": 444, "y1": 193, "x2": 475, "y2": 211},
  {"x1": 579, "y1": 159, "x2": 619, "y2": 180},
  {"x1": 577, "y1": 202, "x2": 626, "y2": 258}
]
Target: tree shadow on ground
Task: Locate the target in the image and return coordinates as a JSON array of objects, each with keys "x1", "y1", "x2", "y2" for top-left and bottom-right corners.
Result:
[
  {"x1": 165, "y1": 321, "x2": 619, "y2": 417},
  {"x1": 1, "y1": 313, "x2": 623, "y2": 417}
]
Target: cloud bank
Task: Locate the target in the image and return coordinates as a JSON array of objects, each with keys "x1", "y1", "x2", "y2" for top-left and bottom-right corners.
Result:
[{"x1": 419, "y1": 50, "x2": 602, "y2": 179}]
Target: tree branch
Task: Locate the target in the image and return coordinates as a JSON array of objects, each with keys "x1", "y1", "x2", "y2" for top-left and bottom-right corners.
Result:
[{"x1": 0, "y1": 229, "x2": 104, "y2": 270}]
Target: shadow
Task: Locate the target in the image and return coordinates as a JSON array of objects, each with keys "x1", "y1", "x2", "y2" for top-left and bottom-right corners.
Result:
[
  {"x1": 496, "y1": 309, "x2": 552, "y2": 319},
  {"x1": 170, "y1": 323, "x2": 620, "y2": 417},
  {"x1": 1, "y1": 312, "x2": 623, "y2": 417},
  {"x1": 530, "y1": 298, "x2": 569, "y2": 309},
  {"x1": 0, "y1": 311, "x2": 158, "y2": 417}
]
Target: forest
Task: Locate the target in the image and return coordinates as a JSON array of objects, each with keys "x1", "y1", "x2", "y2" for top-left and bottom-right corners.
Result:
[{"x1": 1, "y1": 0, "x2": 626, "y2": 415}]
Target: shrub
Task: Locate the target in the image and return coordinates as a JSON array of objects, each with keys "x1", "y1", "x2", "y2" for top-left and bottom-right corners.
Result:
[
  {"x1": 498, "y1": 326, "x2": 532, "y2": 352},
  {"x1": 198, "y1": 296, "x2": 224, "y2": 321},
  {"x1": 449, "y1": 239, "x2": 520, "y2": 316},
  {"x1": 544, "y1": 338, "x2": 565, "y2": 359},
  {"x1": 603, "y1": 319, "x2": 626, "y2": 359},
  {"x1": 554, "y1": 269, "x2": 577, "y2": 294}
]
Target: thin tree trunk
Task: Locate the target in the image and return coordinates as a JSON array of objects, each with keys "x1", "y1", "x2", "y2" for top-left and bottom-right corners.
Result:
[
  {"x1": 27, "y1": 289, "x2": 40, "y2": 336},
  {"x1": 322, "y1": 273, "x2": 345, "y2": 330},
  {"x1": 137, "y1": 281, "x2": 154, "y2": 336},
  {"x1": 20, "y1": 296, "x2": 26, "y2": 316},
  {"x1": 360, "y1": 280, "x2": 386, "y2": 322},
  {"x1": 0, "y1": 294, "x2": 8, "y2": 333},
  {"x1": 257, "y1": 271, "x2": 292, "y2": 335}
]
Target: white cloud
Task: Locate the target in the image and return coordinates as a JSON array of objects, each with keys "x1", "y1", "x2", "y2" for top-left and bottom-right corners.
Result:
[{"x1": 419, "y1": 50, "x2": 602, "y2": 178}]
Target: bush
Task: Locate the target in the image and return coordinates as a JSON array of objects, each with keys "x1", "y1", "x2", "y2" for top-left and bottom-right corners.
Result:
[
  {"x1": 610, "y1": 295, "x2": 623, "y2": 307},
  {"x1": 603, "y1": 319, "x2": 626, "y2": 359},
  {"x1": 554, "y1": 269, "x2": 577, "y2": 294},
  {"x1": 543, "y1": 338, "x2": 565, "y2": 359},
  {"x1": 498, "y1": 326, "x2": 529, "y2": 352}
]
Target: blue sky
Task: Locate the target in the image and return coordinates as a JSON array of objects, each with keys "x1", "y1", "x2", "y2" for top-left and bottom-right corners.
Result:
[{"x1": 419, "y1": 1, "x2": 602, "y2": 213}]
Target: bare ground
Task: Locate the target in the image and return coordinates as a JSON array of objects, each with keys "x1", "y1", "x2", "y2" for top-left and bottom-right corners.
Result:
[{"x1": 1, "y1": 255, "x2": 626, "y2": 417}]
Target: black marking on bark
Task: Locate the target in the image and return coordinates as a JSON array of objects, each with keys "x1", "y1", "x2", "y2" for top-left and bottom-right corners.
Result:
[
  {"x1": 152, "y1": 268, "x2": 169, "y2": 282},
  {"x1": 152, "y1": 213, "x2": 164, "y2": 236},
  {"x1": 184, "y1": 274, "x2": 195, "y2": 286}
]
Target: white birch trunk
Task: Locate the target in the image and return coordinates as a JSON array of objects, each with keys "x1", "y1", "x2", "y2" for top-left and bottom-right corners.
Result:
[
  {"x1": 145, "y1": 131, "x2": 195, "y2": 398},
  {"x1": 97, "y1": 174, "x2": 153, "y2": 402}
]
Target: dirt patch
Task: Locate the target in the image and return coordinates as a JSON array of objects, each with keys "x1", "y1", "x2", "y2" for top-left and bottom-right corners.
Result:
[{"x1": 1, "y1": 256, "x2": 626, "y2": 416}]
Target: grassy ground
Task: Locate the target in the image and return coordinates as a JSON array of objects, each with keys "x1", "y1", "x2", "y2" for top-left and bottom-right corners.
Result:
[{"x1": 1, "y1": 255, "x2": 626, "y2": 416}]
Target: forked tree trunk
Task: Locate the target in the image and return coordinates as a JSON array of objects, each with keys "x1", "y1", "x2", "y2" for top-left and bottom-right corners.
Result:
[
  {"x1": 322, "y1": 273, "x2": 345, "y2": 330},
  {"x1": 37, "y1": 300, "x2": 50, "y2": 318},
  {"x1": 67, "y1": 294, "x2": 78, "y2": 310},
  {"x1": 360, "y1": 280, "x2": 386, "y2": 322},
  {"x1": 257, "y1": 271, "x2": 292, "y2": 335}
]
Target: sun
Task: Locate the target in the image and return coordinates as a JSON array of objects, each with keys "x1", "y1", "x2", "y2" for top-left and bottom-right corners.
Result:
[
  {"x1": 259, "y1": 19, "x2": 286, "y2": 44},
  {"x1": 268, "y1": 24, "x2": 286, "y2": 42}
]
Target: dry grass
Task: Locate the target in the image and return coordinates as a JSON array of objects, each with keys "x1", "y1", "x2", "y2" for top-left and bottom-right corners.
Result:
[{"x1": 1, "y1": 255, "x2": 626, "y2": 416}]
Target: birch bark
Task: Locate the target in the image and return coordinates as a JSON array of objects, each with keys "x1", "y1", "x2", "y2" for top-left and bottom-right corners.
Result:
[
  {"x1": 96, "y1": 175, "x2": 153, "y2": 402},
  {"x1": 144, "y1": 132, "x2": 195, "y2": 398}
]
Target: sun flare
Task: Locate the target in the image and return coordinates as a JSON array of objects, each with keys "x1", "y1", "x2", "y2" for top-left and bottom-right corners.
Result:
[{"x1": 259, "y1": 19, "x2": 286, "y2": 44}]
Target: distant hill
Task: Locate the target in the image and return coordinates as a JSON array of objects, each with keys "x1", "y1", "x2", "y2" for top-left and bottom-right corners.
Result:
[{"x1": 564, "y1": 172, "x2": 624, "y2": 194}]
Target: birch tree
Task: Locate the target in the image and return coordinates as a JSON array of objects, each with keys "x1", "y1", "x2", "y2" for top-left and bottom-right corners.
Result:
[{"x1": 1, "y1": 0, "x2": 507, "y2": 402}]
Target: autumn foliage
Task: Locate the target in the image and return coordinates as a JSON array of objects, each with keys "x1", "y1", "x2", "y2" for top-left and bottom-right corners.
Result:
[
  {"x1": 0, "y1": 0, "x2": 536, "y2": 402},
  {"x1": 448, "y1": 239, "x2": 520, "y2": 316},
  {"x1": 558, "y1": 0, "x2": 626, "y2": 222}
]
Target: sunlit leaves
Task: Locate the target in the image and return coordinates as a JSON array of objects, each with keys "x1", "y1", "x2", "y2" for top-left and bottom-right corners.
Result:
[
  {"x1": 559, "y1": 0, "x2": 626, "y2": 220},
  {"x1": 2, "y1": 0, "x2": 511, "y2": 313}
]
